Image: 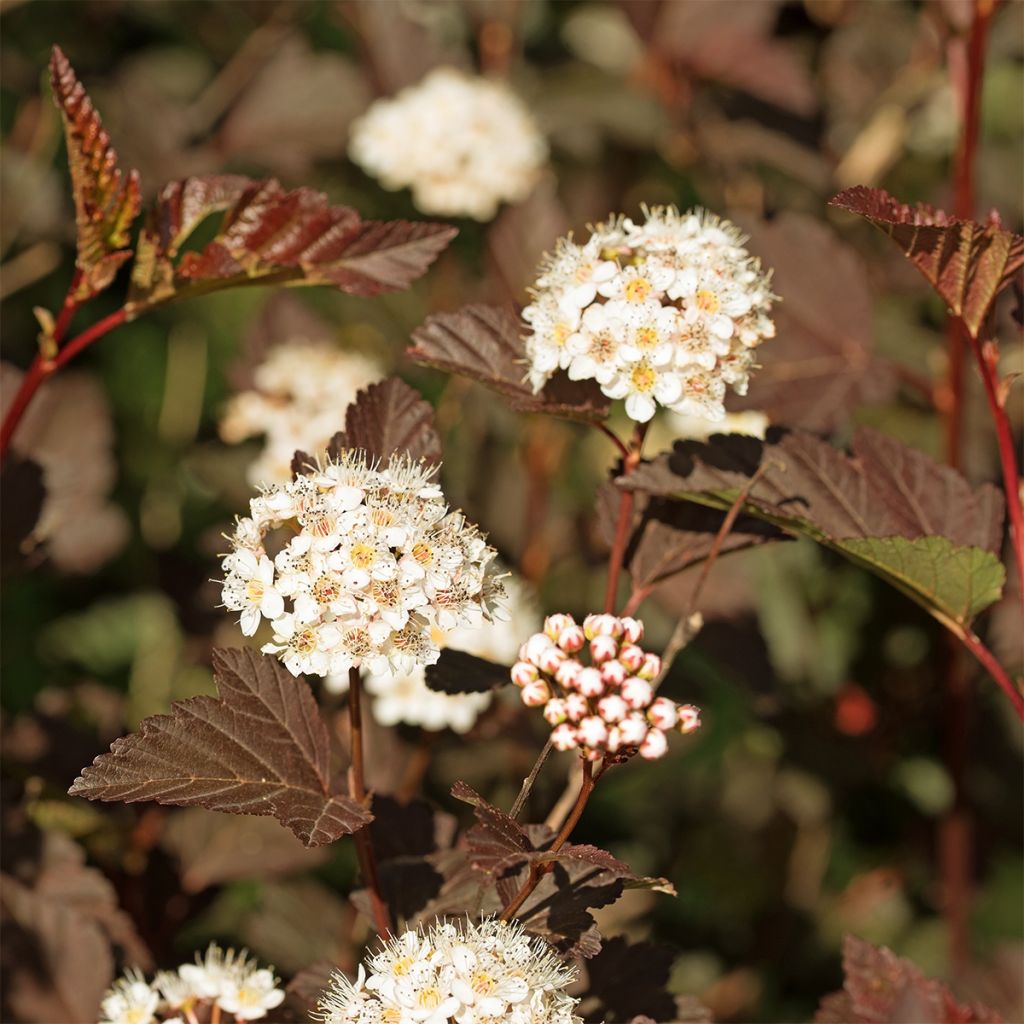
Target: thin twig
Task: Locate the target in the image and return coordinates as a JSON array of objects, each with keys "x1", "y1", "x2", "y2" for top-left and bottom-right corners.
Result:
[
  {"x1": 603, "y1": 423, "x2": 648, "y2": 614},
  {"x1": 510, "y1": 738, "x2": 553, "y2": 821},
  {"x1": 347, "y1": 666, "x2": 392, "y2": 938}
]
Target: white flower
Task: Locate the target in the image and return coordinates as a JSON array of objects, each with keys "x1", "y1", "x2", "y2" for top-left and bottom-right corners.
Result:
[
  {"x1": 523, "y1": 207, "x2": 775, "y2": 422},
  {"x1": 315, "y1": 918, "x2": 582, "y2": 1024},
  {"x1": 220, "y1": 340, "x2": 383, "y2": 487},
  {"x1": 349, "y1": 68, "x2": 548, "y2": 221},
  {"x1": 325, "y1": 576, "x2": 538, "y2": 734},
  {"x1": 219, "y1": 967, "x2": 286, "y2": 1020},
  {"x1": 220, "y1": 450, "x2": 504, "y2": 678},
  {"x1": 99, "y1": 970, "x2": 158, "y2": 1024}
]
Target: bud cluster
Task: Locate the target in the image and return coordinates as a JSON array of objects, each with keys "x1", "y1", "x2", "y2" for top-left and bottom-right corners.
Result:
[{"x1": 511, "y1": 613, "x2": 700, "y2": 762}]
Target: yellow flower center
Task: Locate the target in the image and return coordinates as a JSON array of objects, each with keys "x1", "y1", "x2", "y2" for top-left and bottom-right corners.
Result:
[
  {"x1": 552, "y1": 322, "x2": 572, "y2": 347},
  {"x1": 625, "y1": 277, "x2": 652, "y2": 302},
  {"x1": 634, "y1": 326, "x2": 659, "y2": 349},
  {"x1": 294, "y1": 629, "x2": 318, "y2": 654},
  {"x1": 245, "y1": 579, "x2": 265, "y2": 602},
  {"x1": 350, "y1": 544, "x2": 376, "y2": 570},
  {"x1": 472, "y1": 970, "x2": 496, "y2": 994},
  {"x1": 412, "y1": 542, "x2": 434, "y2": 565},
  {"x1": 696, "y1": 289, "x2": 720, "y2": 313},
  {"x1": 418, "y1": 989, "x2": 443, "y2": 1009},
  {"x1": 631, "y1": 364, "x2": 657, "y2": 392}
]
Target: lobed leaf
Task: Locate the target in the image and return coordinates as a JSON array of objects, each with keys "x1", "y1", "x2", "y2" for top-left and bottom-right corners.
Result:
[
  {"x1": 68, "y1": 648, "x2": 372, "y2": 847},
  {"x1": 326, "y1": 377, "x2": 442, "y2": 467},
  {"x1": 425, "y1": 649, "x2": 511, "y2": 695},
  {"x1": 622, "y1": 428, "x2": 1005, "y2": 627},
  {"x1": 49, "y1": 46, "x2": 142, "y2": 298},
  {"x1": 129, "y1": 177, "x2": 456, "y2": 308},
  {"x1": 830, "y1": 186, "x2": 1024, "y2": 337},
  {"x1": 408, "y1": 304, "x2": 611, "y2": 422},
  {"x1": 815, "y1": 935, "x2": 1004, "y2": 1023}
]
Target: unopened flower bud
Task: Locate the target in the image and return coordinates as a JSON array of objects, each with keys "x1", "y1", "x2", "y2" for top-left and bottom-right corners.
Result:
[
  {"x1": 618, "y1": 644, "x2": 644, "y2": 672},
  {"x1": 577, "y1": 715, "x2": 608, "y2": 749},
  {"x1": 521, "y1": 633, "x2": 553, "y2": 666},
  {"x1": 576, "y1": 667, "x2": 605, "y2": 698},
  {"x1": 600, "y1": 659, "x2": 627, "y2": 687},
  {"x1": 557, "y1": 624, "x2": 585, "y2": 653},
  {"x1": 589, "y1": 635, "x2": 618, "y2": 664},
  {"x1": 618, "y1": 713, "x2": 648, "y2": 746},
  {"x1": 551, "y1": 723, "x2": 578, "y2": 751},
  {"x1": 621, "y1": 676, "x2": 654, "y2": 710},
  {"x1": 544, "y1": 613, "x2": 575, "y2": 641},
  {"x1": 521, "y1": 679, "x2": 552, "y2": 707},
  {"x1": 620, "y1": 616, "x2": 644, "y2": 644},
  {"x1": 583, "y1": 613, "x2": 622, "y2": 640},
  {"x1": 544, "y1": 697, "x2": 568, "y2": 725},
  {"x1": 639, "y1": 728, "x2": 669, "y2": 760},
  {"x1": 555, "y1": 658, "x2": 582, "y2": 689},
  {"x1": 584, "y1": 747, "x2": 604, "y2": 762},
  {"x1": 647, "y1": 696, "x2": 679, "y2": 730},
  {"x1": 605, "y1": 725, "x2": 624, "y2": 752},
  {"x1": 677, "y1": 704, "x2": 701, "y2": 734},
  {"x1": 565, "y1": 693, "x2": 589, "y2": 722},
  {"x1": 638, "y1": 652, "x2": 662, "y2": 680},
  {"x1": 597, "y1": 694, "x2": 629, "y2": 723},
  {"x1": 538, "y1": 646, "x2": 567, "y2": 674},
  {"x1": 511, "y1": 661, "x2": 539, "y2": 688}
]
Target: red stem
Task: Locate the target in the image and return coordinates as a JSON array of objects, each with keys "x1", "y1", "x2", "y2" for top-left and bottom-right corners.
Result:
[
  {"x1": 347, "y1": 666, "x2": 392, "y2": 939},
  {"x1": 603, "y1": 423, "x2": 647, "y2": 614},
  {"x1": 499, "y1": 759, "x2": 596, "y2": 921},
  {"x1": 954, "y1": 622, "x2": 1024, "y2": 719}
]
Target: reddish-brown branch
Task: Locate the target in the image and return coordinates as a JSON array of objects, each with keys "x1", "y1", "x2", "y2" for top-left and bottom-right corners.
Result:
[
  {"x1": 347, "y1": 666, "x2": 392, "y2": 939},
  {"x1": 603, "y1": 423, "x2": 647, "y2": 614},
  {"x1": 953, "y1": 621, "x2": 1024, "y2": 719},
  {"x1": 499, "y1": 759, "x2": 596, "y2": 922}
]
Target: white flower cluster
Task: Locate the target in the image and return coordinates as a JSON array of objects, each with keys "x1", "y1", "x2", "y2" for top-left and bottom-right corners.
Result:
[
  {"x1": 326, "y1": 577, "x2": 539, "y2": 734},
  {"x1": 348, "y1": 67, "x2": 548, "y2": 221},
  {"x1": 523, "y1": 207, "x2": 776, "y2": 422},
  {"x1": 99, "y1": 944, "x2": 283, "y2": 1024},
  {"x1": 220, "y1": 340, "x2": 383, "y2": 486},
  {"x1": 512, "y1": 614, "x2": 701, "y2": 762},
  {"x1": 221, "y1": 451, "x2": 504, "y2": 677},
  {"x1": 316, "y1": 918, "x2": 581, "y2": 1024}
]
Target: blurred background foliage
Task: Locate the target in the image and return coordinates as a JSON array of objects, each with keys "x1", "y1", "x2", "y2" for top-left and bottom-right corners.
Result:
[{"x1": 1, "y1": 1, "x2": 1022, "y2": 1021}]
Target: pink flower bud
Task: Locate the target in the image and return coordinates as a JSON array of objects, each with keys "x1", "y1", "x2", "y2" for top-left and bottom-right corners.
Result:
[
  {"x1": 511, "y1": 661, "x2": 539, "y2": 688},
  {"x1": 620, "y1": 616, "x2": 644, "y2": 644},
  {"x1": 555, "y1": 659, "x2": 582, "y2": 689},
  {"x1": 577, "y1": 715, "x2": 608, "y2": 749},
  {"x1": 638, "y1": 652, "x2": 662, "y2": 681},
  {"x1": 677, "y1": 704, "x2": 701, "y2": 734},
  {"x1": 522, "y1": 633, "x2": 553, "y2": 667},
  {"x1": 605, "y1": 725, "x2": 624, "y2": 752},
  {"x1": 565, "y1": 693, "x2": 589, "y2": 722},
  {"x1": 551, "y1": 723, "x2": 578, "y2": 751},
  {"x1": 577, "y1": 667, "x2": 605, "y2": 699},
  {"x1": 621, "y1": 676, "x2": 654, "y2": 710},
  {"x1": 538, "y1": 646, "x2": 567, "y2": 674},
  {"x1": 583, "y1": 613, "x2": 622, "y2": 640},
  {"x1": 544, "y1": 697, "x2": 568, "y2": 725},
  {"x1": 584, "y1": 746, "x2": 605, "y2": 762},
  {"x1": 544, "y1": 613, "x2": 575, "y2": 641},
  {"x1": 521, "y1": 679, "x2": 552, "y2": 707},
  {"x1": 639, "y1": 728, "x2": 669, "y2": 760},
  {"x1": 619, "y1": 643, "x2": 644, "y2": 672},
  {"x1": 600, "y1": 659, "x2": 627, "y2": 687},
  {"x1": 597, "y1": 694, "x2": 629, "y2": 723},
  {"x1": 557, "y1": 624, "x2": 585, "y2": 653},
  {"x1": 647, "y1": 696, "x2": 679, "y2": 730},
  {"x1": 590, "y1": 635, "x2": 618, "y2": 664},
  {"x1": 618, "y1": 713, "x2": 648, "y2": 746}
]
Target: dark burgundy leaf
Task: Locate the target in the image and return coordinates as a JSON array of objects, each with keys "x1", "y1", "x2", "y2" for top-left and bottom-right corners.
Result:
[
  {"x1": 49, "y1": 46, "x2": 141, "y2": 298},
  {"x1": 736, "y1": 214, "x2": 897, "y2": 429},
  {"x1": 327, "y1": 377, "x2": 441, "y2": 466},
  {"x1": 408, "y1": 304, "x2": 610, "y2": 422},
  {"x1": 830, "y1": 186, "x2": 1024, "y2": 337},
  {"x1": 815, "y1": 935, "x2": 1004, "y2": 1023},
  {"x1": 0, "y1": 455, "x2": 45, "y2": 565},
  {"x1": 425, "y1": 649, "x2": 511, "y2": 695},
  {"x1": 584, "y1": 937, "x2": 677, "y2": 1022},
  {"x1": 68, "y1": 647, "x2": 372, "y2": 847},
  {"x1": 451, "y1": 781, "x2": 532, "y2": 876}
]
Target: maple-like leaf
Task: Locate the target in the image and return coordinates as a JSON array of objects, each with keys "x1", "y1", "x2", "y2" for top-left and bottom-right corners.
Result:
[
  {"x1": 408, "y1": 305, "x2": 611, "y2": 422},
  {"x1": 424, "y1": 649, "x2": 511, "y2": 695},
  {"x1": 325, "y1": 377, "x2": 442, "y2": 467},
  {"x1": 623, "y1": 428, "x2": 1005, "y2": 628},
  {"x1": 815, "y1": 935, "x2": 1004, "y2": 1023},
  {"x1": 68, "y1": 648, "x2": 372, "y2": 847},
  {"x1": 49, "y1": 46, "x2": 142, "y2": 299},
  {"x1": 736, "y1": 214, "x2": 896, "y2": 429},
  {"x1": 129, "y1": 176, "x2": 456, "y2": 307},
  {"x1": 830, "y1": 186, "x2": 1024, "y2": 338}
]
